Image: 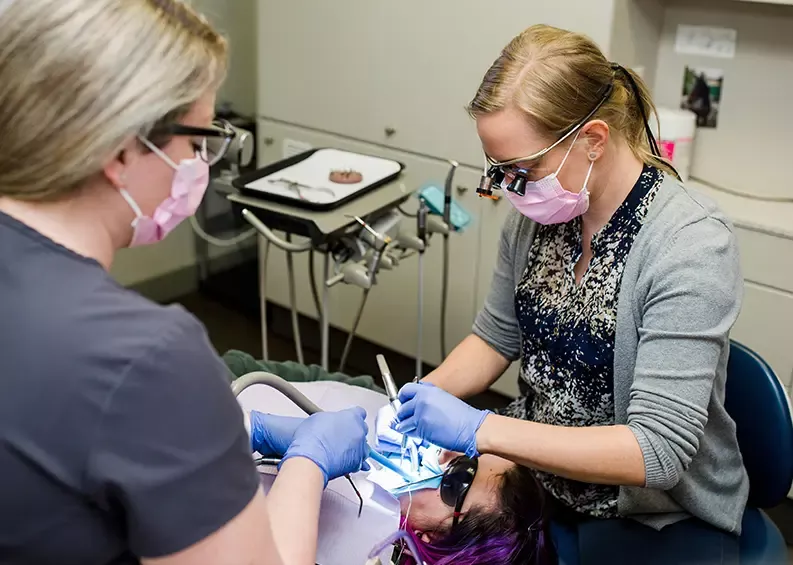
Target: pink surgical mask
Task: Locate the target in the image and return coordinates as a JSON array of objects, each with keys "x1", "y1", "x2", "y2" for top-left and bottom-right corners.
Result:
[
  {"x1": 502, "y1": 131, "x2": 593, "y2": 225},
  {"x1": 120, "y1": 139, "x2": 210, "y2": 247}
]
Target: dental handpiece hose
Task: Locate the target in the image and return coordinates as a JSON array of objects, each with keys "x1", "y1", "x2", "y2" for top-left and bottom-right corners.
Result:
[
  {"x1": 440, "y1": 161, "x2": 458, "y2": 361},
  {"x1": 416, "y1": 200, "x2": 428, "y2": 379},
  {"x1": 233, "y1": 372, "x2": 414, "y2": 483}
]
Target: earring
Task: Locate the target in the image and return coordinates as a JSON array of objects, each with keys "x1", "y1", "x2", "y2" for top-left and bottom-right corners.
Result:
[{"x1": 588, "y1": 152, "x2": 598, "y2": 161}]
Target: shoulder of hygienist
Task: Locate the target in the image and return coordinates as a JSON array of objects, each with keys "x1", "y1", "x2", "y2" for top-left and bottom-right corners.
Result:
[{"x1": 501, "y1": 173, "x2": 741, "y2": 280}]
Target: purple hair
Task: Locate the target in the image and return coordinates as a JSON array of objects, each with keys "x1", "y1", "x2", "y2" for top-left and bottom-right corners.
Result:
[{"x1": 399, "y1": 466, "x2": 555, "y2": 565}]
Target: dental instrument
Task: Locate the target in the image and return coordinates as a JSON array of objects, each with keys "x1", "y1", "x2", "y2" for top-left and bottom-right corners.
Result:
[
  {"x1": 377, "y1": 354, "x2": 400, "y2": 408},
  {"x1": 440, "y1": 160, "x2": 457, "y2": 360},
  {"x1": 415, "y1": 199, "x2": 428, "y2": 379},
  {"x1": 377, "y1": 354, "x2": 417, "y2": 472},
  {"x1": 366, "y1": 447, "x2": 415, "y2": 483},
  {"x1": 401, "y1": 375, "x2": 420, "y2": 472}
]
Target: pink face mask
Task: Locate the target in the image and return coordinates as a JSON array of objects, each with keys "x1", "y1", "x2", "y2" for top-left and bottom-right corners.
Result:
[
  {"x1": 120, "y1": 140, "x2": 210, "y2": 247},
  {"x1": 502, "y1": 131, "x2": 593, "y2": 225}
]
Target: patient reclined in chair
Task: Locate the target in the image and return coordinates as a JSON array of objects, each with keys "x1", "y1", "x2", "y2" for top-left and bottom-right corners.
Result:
[{"x1": 236, "y1": 379, "x2": 552, "y2": 565}]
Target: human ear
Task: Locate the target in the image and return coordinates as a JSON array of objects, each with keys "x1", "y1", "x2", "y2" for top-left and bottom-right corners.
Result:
[
  {"x1": 581, "y1": 120, "x2": 610, "y2": 161},
  {"x1": 102, "y1": 136, "x2": 138, "y2": 189}
]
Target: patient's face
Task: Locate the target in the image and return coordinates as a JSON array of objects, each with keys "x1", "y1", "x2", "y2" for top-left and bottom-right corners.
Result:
[{"x1": 399, "y1": 453, "x2": 513, "y2": 538}]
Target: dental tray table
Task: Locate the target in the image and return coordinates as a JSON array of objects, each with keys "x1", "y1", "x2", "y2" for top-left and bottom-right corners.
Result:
[
  {"x1": 234, "y1": 148, "x2": 405, "y2": 211},
  {"x1": 228, "y1": 149, "x2": 408, "y2": 245}
]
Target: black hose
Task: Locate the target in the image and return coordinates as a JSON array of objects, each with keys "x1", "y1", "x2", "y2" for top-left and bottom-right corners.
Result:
[{"x1": 440, "y1": 233, "x2": 450, "y2": 360}]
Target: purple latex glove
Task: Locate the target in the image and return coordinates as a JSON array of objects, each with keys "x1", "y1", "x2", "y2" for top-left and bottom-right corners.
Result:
[{"x1": 395, "y1": 383, "x2": 490, "y2": 458}]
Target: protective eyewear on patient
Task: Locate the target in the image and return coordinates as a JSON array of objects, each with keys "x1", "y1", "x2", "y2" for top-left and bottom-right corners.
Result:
[
  {"x1": 440, "y1": 455, "x2": 478, "y2": 528},
  {"x1": 149, "y1": 119, "x2": 237, "y2": 167}
]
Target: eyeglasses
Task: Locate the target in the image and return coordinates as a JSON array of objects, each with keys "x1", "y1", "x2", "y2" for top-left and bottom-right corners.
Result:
[
  {"x1": 440, "y1": 455, "x2": 479, "y2": 528},
  {"x1": 476, "y1": 82, "x2": 615, "y2": 199},
  {"x1": 150, "y1": 119, "x2": 237, "y2": 167}
]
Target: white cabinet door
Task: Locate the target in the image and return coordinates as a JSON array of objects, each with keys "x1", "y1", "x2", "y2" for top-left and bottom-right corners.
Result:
[
  {"x1": 254, "y1": 119, "x2": 482, "y2": 369},
  {"x1": 256, "y1": 0, "x2": 617, "y2": 168},
  {"x1": 731, "y1": 282, "x2": 793, "y2": 390}
]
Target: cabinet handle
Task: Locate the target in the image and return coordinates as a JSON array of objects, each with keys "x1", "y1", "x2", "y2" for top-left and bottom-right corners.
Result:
[
  {"x1": 384, "y1": 127, "x2": 397, "y2": 137},
  {"x1": 263, "y1": 137, "x2": 275, "y2": 146}
]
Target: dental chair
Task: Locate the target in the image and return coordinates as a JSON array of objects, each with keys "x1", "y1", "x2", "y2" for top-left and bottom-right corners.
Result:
[
  {"x1": 552, "y1": 341, "x2": 793, "y2": 565},
  {"x1": 726, "y1": 340, "x2": 793, "y2": 564}
]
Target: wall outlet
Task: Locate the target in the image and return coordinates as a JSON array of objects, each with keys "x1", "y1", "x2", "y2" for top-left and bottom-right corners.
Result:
[{"x1": 282, "y1": 139, "x2": 313, "y2": 159}]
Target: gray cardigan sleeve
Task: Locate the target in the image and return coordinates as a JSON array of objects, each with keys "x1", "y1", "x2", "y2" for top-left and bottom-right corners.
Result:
[
  {"x1": 627, "y1": 217, "x2": 743, "y2": 490},
  {"x1": 472, "y1": 211, "x2": 523, "y2": 362}
]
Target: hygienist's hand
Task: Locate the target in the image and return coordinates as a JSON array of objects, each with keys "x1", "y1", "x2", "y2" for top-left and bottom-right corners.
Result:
[
  {"x1": 281, "y1": 407, "x2": 370, "y2": 487},
  {"x1": 374, "y1": 403, "x2": 420, "y2": 458},
  {"x1": 396, "y1": 383, "x2": 491, "y2": 458},
  {"x1": 249, "y1": 411, "x2": 304, "y2": 456}
]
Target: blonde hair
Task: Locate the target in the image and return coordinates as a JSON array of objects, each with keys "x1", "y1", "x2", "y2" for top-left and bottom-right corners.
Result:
[
  {"x1": 468, "y1": 24, "x2": 677, "y2": 177},
  {"x1": 0, "y1": 0, "x2": 228, "y2": 201}
]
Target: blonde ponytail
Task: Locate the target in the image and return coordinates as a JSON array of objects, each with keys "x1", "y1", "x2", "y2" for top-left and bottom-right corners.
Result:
[{"x1": 468, "y1": 24, "x2": 678, "y2": 179}]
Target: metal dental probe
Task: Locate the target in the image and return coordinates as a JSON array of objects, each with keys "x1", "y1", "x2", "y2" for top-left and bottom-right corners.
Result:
[
  {"x1": 403, "y1": 376, "x2": 420, "y2": 473},
  {"x1": 376, "y1": 354, "x2": 411, "y2": 470}
]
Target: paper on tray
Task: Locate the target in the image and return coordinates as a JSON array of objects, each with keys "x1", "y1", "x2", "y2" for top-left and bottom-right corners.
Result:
[{"x1": 243, "y1": 148, "x2": 402, "y2": 205}]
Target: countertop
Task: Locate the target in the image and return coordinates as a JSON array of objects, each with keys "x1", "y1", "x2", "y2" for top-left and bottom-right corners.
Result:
[{"x1": 688, "y1": 179, "x2": 793, "y2": 240}]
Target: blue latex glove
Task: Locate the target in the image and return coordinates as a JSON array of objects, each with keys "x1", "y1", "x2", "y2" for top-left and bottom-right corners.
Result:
[
  {"x1": 281, "y1": 407, "x2": 371, "y2": 487},
  {"x1": 374, "y1": 403, "x2": 420, "y2": 459},
  {"x1": 395, "y1": 383, "x2": 491, "y2": 458},
  {"x1": 249, "y1": 411, "x2": 304, "y2": 456}
]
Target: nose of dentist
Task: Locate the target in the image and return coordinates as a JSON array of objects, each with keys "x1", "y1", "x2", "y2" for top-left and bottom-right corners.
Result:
[{"x1": 394, "y1": 383, "x2": 491, "y2": 459}]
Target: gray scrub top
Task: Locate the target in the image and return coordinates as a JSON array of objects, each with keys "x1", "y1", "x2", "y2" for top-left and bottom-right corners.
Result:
[{"x1": 0, "y1": 211, "x2": 261, "y2": 564}]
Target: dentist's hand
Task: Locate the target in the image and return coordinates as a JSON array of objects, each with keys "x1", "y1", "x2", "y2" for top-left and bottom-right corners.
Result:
[
  {"x1": 281, "y1": 407, "x2": 370, "y2": 487},
  {"x1": 374, "y1": 403, "x2": 420, "y2": 459},
  {"x1": 396, "y1": 383, "x2": 491, "y2": 458},
  {"x1": 249, "y1": 411, "x2": 304, "y2": 456}
]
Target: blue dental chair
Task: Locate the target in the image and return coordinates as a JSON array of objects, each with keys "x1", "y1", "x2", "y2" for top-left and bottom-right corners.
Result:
[{"x1": 726, "y1": 340, "x2": 793, "y2": 564}]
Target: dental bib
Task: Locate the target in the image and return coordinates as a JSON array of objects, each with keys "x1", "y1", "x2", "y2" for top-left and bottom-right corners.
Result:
[{"x1": 367, "y1": 444, "x2": 445, "y2": 495}]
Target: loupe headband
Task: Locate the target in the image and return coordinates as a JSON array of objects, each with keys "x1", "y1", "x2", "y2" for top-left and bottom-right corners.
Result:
[{"x1": 486, "y1": 81, "x2": 615, "y2": 169}]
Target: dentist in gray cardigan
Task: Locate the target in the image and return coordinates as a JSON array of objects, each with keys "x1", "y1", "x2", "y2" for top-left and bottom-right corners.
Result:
[{"x1": 390, "y1": 25, "x2": 748, "y2": 565}]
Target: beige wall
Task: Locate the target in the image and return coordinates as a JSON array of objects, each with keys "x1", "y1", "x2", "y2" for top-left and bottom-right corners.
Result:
[
  {"x1": 653, "y1": 0, "x2": 793, "y2": 200},
  {"x1": 609, "y1": 0, "x2": 666, "y2": 88},
  {"x1": 193, "y1": 0, "x2": 258, "y2": 115}
]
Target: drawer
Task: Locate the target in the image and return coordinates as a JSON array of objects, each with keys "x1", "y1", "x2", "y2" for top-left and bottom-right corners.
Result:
[
  {"x1": 735, "y1": 227, "x2": 793, "y2": 294},
  {"x1": 731, "y1": 282, "x2": 793, "y2": 388}
]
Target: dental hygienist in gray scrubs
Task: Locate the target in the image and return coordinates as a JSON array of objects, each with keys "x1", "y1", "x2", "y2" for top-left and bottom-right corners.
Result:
[{"x1": 0, "y1": 2, "x2": 369, "y2": 564}]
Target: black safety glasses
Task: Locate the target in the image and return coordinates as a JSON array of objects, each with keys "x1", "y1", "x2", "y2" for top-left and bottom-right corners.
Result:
[
  {"x1": 150, "y1": 119, "x2": 237, "y2": 167},
  {"x1": 440, "y1": 455, "x2": 478, "y2": 528}
]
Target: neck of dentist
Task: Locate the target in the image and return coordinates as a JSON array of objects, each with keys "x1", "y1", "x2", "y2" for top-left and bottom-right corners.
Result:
[
  {"x1": 0, "y1": 180, "x2": 132, "y2": 271},
  {"x1": 580, "y1": 137, "x2": 645, "y2": 239}
]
